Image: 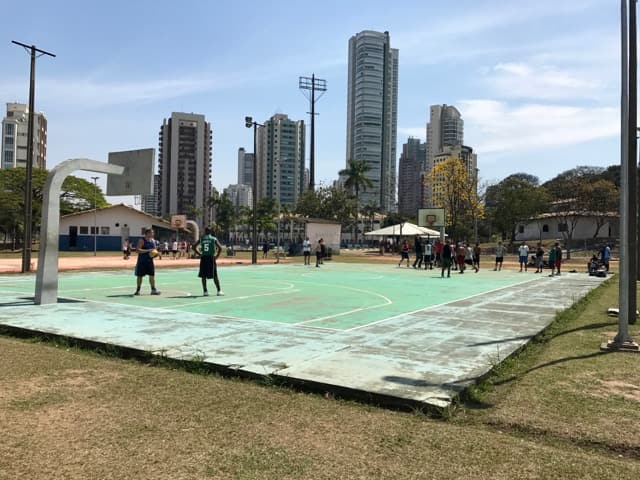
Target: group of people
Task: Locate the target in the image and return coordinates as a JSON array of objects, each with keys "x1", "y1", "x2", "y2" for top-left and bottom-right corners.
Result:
[
  {"x1": 301, "y1": 237, "x2": 327, "y2": 267},
  {"x1": 133, "y1": 228, "x2": 224, "y2": 297},
  {"x1": 395, "y1": 238, "x2": 573, "y2": 278},
  {"x1": 397, "y1": 237, "x2": 481, "y2": 276},
  {"x1": 124, "y1": 238, "x2": 192, "y2": 261}
]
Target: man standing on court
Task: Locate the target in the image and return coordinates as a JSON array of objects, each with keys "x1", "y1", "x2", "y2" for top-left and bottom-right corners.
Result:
[
  {"x1": 134, "y1": 228, "x2": 160, "y2": 296},
  {"x1": 441, "y1": 240, "x2": 453, "y2": 278},
  {"x1": 302, "y1": 237, "x2": 311, "y2": 265},
  {"x1": 494, "y1": 241, "x2": 505, "y2": 271},
  {"x1": 193, "y1": 227, "x2": 224, "y2": 296},
  {"x1": 518, "y1": 241, "x2": 530, "y2": 272}
]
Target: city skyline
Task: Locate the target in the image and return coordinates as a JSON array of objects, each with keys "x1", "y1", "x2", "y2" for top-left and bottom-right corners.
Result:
[{"x1": 2, "y1": 0, "x2": 618, "y2": 206}]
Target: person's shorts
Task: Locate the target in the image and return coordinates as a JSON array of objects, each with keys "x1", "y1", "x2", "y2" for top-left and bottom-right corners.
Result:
[
  {"x1": 519, "y1": 255, "x2": 527, "y2": 264},
  {"x1": 442, "y1": 258, "x2": 452, "y2": 267},
  {"x1": 496, "y1": 256, "x2": 504, "y2": 263},
  {"x1": 555, "y1": 259, "x2": 562, "y2": 268},
  {"x1": 134, "y1": 260, "x2": 155, "y2": 277},
  {"x1": 198, "y1": 256, "x2": 216, "y2": 278},
  {"x1": 465, "y1": 259, "x2": 473, "y2": 265},
  {"x1": 401, "y1": 252, "x2": 409, "y2": 259}
]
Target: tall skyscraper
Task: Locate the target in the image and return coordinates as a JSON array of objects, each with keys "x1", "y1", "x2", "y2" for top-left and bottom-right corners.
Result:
[
  {"x1": 424, "y1": 104, "x2": 467, "y2": 208},
  {"x1": 345, "y1": 30, "x2": 399, "y2": 212},
  {"x1": 431, "y1": 144, "x2": 478, "y2": 208},
  {"x1": 158, "y1": 112, "x2": 212, "y2": 227},
  {"x1": 398, "y1": 138, "x2": 426, "y2": 217},
  {"x1": 237, "y1": 147, "x2": 254, "y2": 186},
  {"x1": 426, "y1": 104, "x2": 464, "y2": 171},
  {"x1": 256, "y1": 114, "x2": 305, "y2": 209},
  {"x1": 141, "y1": 174, "x2": 160, "y2": 217},
  {"x1": 1, "y1": 103, "x2": 47, "y2": 170}
]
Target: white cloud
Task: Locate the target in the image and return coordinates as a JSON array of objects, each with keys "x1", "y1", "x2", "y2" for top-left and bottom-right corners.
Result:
[
  {"x1": 485, "y1": 62, "x2": 604, "y2": 100},
  {"x1": 458, "y1": 99, "x2": 618, "y2": 154}
]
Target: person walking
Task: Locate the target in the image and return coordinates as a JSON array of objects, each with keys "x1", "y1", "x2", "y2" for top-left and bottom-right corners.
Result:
[
  {"x1": 518, "y1": 241, "x2": 530, "y2": 272},
  {"x1": 534, "y1": 243, "x2": 544, "y2": 273},
  {"x1": 472, "y1": 242, "x2": 481, "y2": 272},
  {"x1": 548, "y1": 243, "x2": 557, "y2": 276},
  {"x1": 398, "y1": 239, "x2": 410, "y2": 268},
  {"x1": 494, "y1": 241, "x2": 505, "y2": 271},
  {"x1": 601, "y1": 244, "x2": 611, "y2": 272},
  {"x1": 553, "y1": 242, "x2": 563, "y2": 275},
  {"x1": 315, "y1": 239, "x2": 323, "y2": 267},
  {"x1": 441, "y1": 240, "x2": 453, "y2": 278},
  {"x1": 122, "y1": 238, "x2": 131, "y2": 260},
  {"x1": 193, "y1": 227, "x2": 223, "y2": 296},
  {"x1": 134, "y1": 229, "x2": 160, "y2": 296},
  {"x1": 412, "y1": 236, "x2": 423, "y2": 269}
]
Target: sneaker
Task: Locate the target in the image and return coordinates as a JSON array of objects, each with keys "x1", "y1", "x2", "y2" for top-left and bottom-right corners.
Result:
[
  {"x1": 151, "y1": 289, "x2": 161, "y2": 295},
  {"x1": 203, "y1": 291, "x2": 209, "y2": 296},
  {"x1": 217, "y1": 291, "x2": 225, "y2": 296}
]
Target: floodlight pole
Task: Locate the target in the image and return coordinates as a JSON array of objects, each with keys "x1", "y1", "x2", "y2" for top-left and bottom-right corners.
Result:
[
  {"x1": 604, "y1": 0, "x2": 639, "y2": 351},
  {"x1": 299, "y1": 74, "x2": 327, "y2": 191},
  {"x1": 91, "y1": 176, "x2": 99, "y2": 256},
  {"x1": 245, "y1": 116, "x2": 264, "y2": 265},
  {"x1": 12, "y1": 41, "x2": 55, "y2": 273}
]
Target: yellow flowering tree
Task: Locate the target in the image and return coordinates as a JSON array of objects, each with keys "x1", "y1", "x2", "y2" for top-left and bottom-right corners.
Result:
[{"x1": 426, "y1": 157, "x2": 484, "y2": 241}]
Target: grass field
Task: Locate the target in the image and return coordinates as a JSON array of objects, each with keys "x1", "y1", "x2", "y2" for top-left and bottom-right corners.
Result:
[{"x1": 1, "y1": 270, "x2": 639, "y2": 479}]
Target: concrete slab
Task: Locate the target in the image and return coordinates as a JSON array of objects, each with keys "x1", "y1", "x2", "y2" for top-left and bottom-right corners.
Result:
[{"x1": 0, "y1": 267, "x2": 607, "y2": 409}]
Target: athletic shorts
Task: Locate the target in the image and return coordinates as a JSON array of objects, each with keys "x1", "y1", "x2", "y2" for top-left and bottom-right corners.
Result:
[
  {"x1": 135, "y1": 260, "x2": 155, "y2": 277},
  {"x1": 198, "y1": 256, "x2": 216, "y2": 279},
  {"x1": 496, "y1": 256, "x2": 503, "y2": 263},
  {"x1": 442, "y1": 258, "x2": 452, "y2": 267},
  {"x1": 401, "y1": 252, "x2": 409, "y2": 259},
  {"x1": 519, "y1": 255, "x2": 527, "y2": 264}
]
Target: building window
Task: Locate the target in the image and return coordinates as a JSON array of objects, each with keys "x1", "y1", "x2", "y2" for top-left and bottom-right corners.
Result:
[
  {"x1": 79, "y1": 226, "x2": 89, "y2": 234},
  {"x1": 5, "y1": 123, "x2": 15, "y2": 135},
  {"x1": 100, "y1": 226, "x2": 110, "y2": 235},
  {"x1": 542, "y1": 224, "x2": 549, "y2": 233}
]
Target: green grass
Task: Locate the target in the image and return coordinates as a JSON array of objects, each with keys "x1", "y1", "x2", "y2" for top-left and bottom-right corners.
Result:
[{"x1": 0, "y1": 278, "x2": 639, "y2": 479}]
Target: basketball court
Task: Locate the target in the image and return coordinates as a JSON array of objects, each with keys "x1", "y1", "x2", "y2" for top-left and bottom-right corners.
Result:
[{"x1": 0, "y1": 262, "x2": 607, "y2": 408}]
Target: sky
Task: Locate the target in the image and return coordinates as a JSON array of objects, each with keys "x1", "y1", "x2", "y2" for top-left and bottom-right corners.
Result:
[{"x1": 2, "y1": 0, "x2": 620, "y2": 206}]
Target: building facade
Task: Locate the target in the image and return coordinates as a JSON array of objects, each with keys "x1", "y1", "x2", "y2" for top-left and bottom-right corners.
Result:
[
  {"x1": 398, "y1": 138, "x2": 426, "y2": 217},
  {"x1": 345, "y1": 30, "x2": 399, "y2": 212},
  {"x1": 158, "y1": 112, "x2": 212, "y2": 227},
  {"x1": 2, "y1": 103, "x2": 47, "y2": 169},
  {"x1": 237, "y1": 147, "x2": 254, "y2": 186},
  {"x1": 141, "y1": 174, "x2": 160, "y2": 216},
  {"x1": 430, "y1": 145, "x2": 478, "y2": 208},
  {"x1": 224, "y1": 183, "x2": 252, "y2": 208},
  {"x1": 256, "y1": 114, "x2": 305, "y2": 209}
]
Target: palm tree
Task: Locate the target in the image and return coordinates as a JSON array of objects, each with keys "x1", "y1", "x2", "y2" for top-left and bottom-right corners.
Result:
[{"x1": 339, "y1": 160, "x2": 373, "y2": 244}]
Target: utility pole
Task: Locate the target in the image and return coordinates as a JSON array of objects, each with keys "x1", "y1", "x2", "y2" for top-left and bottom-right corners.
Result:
[
  {"x1": 299, "y1": 74, "x2": 327, "y2": 191},
  {"x1": 12, "y1": 41, "x2": 55, "y2": 273},
  {"x1": 245, "y1": 116, "x2": 264, "y2": 264},
  {"x1": 92, "y1": 177, "x2": 99, "y2": 256}
]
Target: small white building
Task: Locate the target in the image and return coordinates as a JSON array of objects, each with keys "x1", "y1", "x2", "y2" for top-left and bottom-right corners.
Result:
[
  {"x1": 59, "y1": 204, "x2": 175, "y2": 251},
  {"x1": 515, "y1": 213, "x2": 619, "y2": 245}
]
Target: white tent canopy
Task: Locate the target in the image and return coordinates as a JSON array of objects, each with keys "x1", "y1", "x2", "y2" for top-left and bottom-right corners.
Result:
[{"x1": 364, "y1": 222, "x2": 443, "y2": 237}]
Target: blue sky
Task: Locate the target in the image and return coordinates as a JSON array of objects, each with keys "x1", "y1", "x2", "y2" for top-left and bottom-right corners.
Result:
[{"x1": 3, "y1": 0, "x2": 619, "y2": 204}]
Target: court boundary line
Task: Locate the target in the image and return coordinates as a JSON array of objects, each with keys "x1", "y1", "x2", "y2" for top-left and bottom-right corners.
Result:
[{"x1": 344, "y1": 276, "x2": 542, "y2": 332}]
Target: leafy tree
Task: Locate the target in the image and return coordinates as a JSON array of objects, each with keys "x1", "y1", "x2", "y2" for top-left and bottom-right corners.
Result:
[
  {"x1": 542, "y1": 166, "x2": 610, "y2": 256},
  {"x1": 295, "y1": 185, "x2": 355, "y2": 227},
  {"x1": 582, "y1": 179, "x2": 619, "y2": 238},
  {"x1": 0, "y1": 168, "x2": 107, "y2": 247},
  {"x1": 426, "y1": 158, "x2": 484, "y2": 241},
  {"x1": 485, "y1": 173, "x2": 549, "y2": 244},
  {"x1": 339, "y1": 160, "x2": 373, "y2": 243}
]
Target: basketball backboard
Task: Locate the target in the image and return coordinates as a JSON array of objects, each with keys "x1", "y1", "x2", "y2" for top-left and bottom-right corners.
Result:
[
  {"x1": 418, "y1": 208, "x2": 445, "y2": 228},
  {"x1": 107, "y1": 148, "x2": 154, "y2": 196}
]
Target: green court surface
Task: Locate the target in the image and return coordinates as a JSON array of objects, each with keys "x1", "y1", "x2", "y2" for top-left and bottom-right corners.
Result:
[{"x1": 4, "y1": 263, "x2": 537, "y2": 331}]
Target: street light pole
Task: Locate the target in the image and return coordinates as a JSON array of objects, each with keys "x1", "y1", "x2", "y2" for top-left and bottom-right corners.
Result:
[
  {"x1": 91, "y1": 176, "x2": 99, "y2": 256},
  {"x1": 12, "y1": 40, "x2": 55, "y2": 273},
  {"x1": 245, "y1": 116, "x2": 264, "y2": 265}
]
